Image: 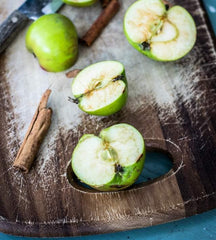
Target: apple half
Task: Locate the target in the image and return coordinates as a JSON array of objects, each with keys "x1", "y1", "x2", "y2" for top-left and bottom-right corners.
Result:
[
  {"x1": 71, "y1": 61, "x2": 128, "y2": 116},
  {"x1": 62, "y1": 0, "x2": 98, "y2": 7},
  {"x1": 124, "y1": 0, "x2": 197, "y2": 61},
  {"x1": 71, "y1": 123, "x2": 145, "y2": 191}
]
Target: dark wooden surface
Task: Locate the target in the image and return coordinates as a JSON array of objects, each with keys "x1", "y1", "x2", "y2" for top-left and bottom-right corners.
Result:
[{"x1": 0, "y1": 0, "x2": 215, "y2": 237}]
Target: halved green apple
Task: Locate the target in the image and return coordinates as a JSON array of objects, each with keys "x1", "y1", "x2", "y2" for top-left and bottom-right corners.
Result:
[
  {"x1": 71, "y1": 123, "x2": 145, "y2": 191},
  {"x1": 62, "y1": 0, "x2": 98, "y2": 7},
  {"x1": 124, "y1": 0, "x2": 196, "y2": 61},
  {"x1": 71, "y1": 61, "x2": 127, "y2": 116}
]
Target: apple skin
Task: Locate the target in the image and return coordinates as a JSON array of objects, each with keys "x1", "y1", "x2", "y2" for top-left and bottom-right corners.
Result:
[
  {"x1": 71, "y1": 124, "x2": 145, "y2": 191},
  {"x1": 79, "y1": 88, "x2": 127, "y2": 116},
  {"x1": 26, "y1": 14, "x2": 78, "y2": 72},
  {"x1": 95, "y1": 155, "x2": 145, "y2": 191},
  {"x1": 123, "y1": 0, "x2": 165, "y2": 61},
  {"x1": 97, "y1": 124, "x2": 145, "y2": 191},
  {"x1": 124, "y1": 4, "x2": 196, "y2": 61},
  {"x1": 72, "y1": 62, "x2": 128, "y2": 116},
  {"x1": 62, "y1": 0, "x2": 98, "y2": 7}
]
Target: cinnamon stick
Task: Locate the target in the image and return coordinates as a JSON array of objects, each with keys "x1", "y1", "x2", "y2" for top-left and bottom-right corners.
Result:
[
  {"x1": 100, "y1": 0, "x2": 111, "y2": 8},
  {"x1": 13, "y1": 89, "x2": 52, "y2": 173},
  {"x1": 81, "y1": 0, "x2": 120, "y2": 46},
  {"x1": 66, "y1": 69, "x2": 81, "y2": 78}
]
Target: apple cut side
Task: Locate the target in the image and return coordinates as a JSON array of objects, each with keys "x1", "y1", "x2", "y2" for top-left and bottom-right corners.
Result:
[
  {"x1": 71, "y1": 61, "x2": 128, "y2": 116},
  {"x1": 72, "y1": 124, "x2": 145, "y2": 191},
  {"x1": 124, "y1": 0, "x2": 196, "y2": 61},
  {"x1": 62, "y1": 0, "x2": 98, "y2": 7}
]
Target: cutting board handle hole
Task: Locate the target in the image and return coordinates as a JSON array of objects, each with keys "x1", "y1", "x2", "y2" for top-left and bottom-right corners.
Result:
[
  {"x1": 135, "y1": 150, "x2": 173, "y2": 185},
  {"x1": 66, "y1": 139, "x2": 181, "y2": 193}
]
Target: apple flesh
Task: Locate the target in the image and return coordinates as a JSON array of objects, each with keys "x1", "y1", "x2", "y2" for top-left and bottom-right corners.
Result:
[
  {"x1": 71, "y1": 61, "x2": 127, "y2": 116},
  {"x1": 62, "y1": 0, "x2": 98, "y2": 7},
  {"x1": 26, "y1": 14, "x2": 78, "y2": 72},
  {"x1": 72, "y1": 123, "x2": 145, "y2": 191},
  {"x1": 124, "y1": 0, "x2": 196, "y2": 61}
]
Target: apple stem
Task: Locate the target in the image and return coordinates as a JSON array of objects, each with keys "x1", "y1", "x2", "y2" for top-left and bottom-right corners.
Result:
[
  {"x1": 115, "y1": 164, "x2": 124, "y2": 173},
  {"x1": 140, "y1": 42, "x2": 151, "y2": 51},
  {"x1": 68, "y1": 96, "x2": 79, "y2": 104},
  {"x1": 162, "y1": 0, "x2": 172, "y2": 9}
]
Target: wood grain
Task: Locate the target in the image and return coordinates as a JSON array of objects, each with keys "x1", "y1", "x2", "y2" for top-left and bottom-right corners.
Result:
[{"x1": 0, "y1": 0, "x2": 215, "y2": 237}]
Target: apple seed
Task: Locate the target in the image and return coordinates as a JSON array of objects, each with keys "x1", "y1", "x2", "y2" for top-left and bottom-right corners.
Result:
[{"x1": 140, "y1": 42, "x2": 151, "y2": 51}]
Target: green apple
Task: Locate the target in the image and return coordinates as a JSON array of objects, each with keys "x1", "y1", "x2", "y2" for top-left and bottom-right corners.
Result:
[
  {"x1": 71, "y1": 61, "x2": 128, "y2": 116},
  {"x1": 62, "y1": 0, "x2": 98, "y2": 7},
  {"x1": 124, "y1": 0, "x2": 196, "y2": 61},
  {"x1": 71, "y1": 123, "x2": 145, "y2": 191},
  {"x1": 26, "y1": 14, "x2": 78, "y2": 72}
]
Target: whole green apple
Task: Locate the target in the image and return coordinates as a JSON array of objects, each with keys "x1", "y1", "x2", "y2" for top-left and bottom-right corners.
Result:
[
  {"x1": 62, "y1": 0, "x2": 98, "y2": 7},
  {"x1": 26, "y1": 14, "x2": 78, "y2": 72},
  {"x1": 72, "y1": 123, "x2": 145, "y2": 191},
  {"x1": 71, "y1": 61, "x2": 128, "y2": 116},
  {"x1": 124, "y1": 0, "x2": 196, "y2": 61}
]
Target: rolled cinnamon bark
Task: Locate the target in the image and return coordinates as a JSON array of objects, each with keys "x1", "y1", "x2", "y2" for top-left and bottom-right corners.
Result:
[
  {"x1": 13, "y1": 89, "x2": 52, "y2": 173},
  {"x1": 66, "y1": 69, "x2": 81, "y2": 78},
  {"x1": 81, "y1": 0, "x2": 120, "y2": 46}
]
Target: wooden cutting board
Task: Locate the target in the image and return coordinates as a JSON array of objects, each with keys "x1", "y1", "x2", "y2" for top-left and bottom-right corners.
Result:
[{"x1": 0, "y1": 0, "x2": 215, "y2": 237}]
